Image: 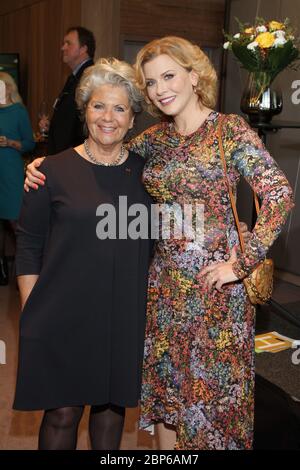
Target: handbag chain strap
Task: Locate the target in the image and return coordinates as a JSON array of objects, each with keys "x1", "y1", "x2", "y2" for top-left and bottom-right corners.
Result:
[{"x1": 217, "y1": 115, "x2": 260, "y2": 254}]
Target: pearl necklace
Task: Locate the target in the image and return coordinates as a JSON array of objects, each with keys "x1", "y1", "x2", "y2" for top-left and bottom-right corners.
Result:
[{"x1": 83, "y1": 139, "x2": 125, "y2": 166}]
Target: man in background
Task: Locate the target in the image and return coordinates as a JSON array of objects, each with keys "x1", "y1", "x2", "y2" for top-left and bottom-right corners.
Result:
[{"x1": 40, "y1": 26, "x2": 95, "y2": 155}]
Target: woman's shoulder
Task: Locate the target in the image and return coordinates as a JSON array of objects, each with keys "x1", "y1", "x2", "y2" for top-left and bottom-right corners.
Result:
[
  {"x1": 134, "y1": 121, "x2": 167, "y2": 140},
  {"x1": 219, "y1": 113, "x2": 263, "y2": 148},
  {"x1": 217, "y1": 112, "x2": 254, "y2": 138},
  {"x1": 13, "y1": 103, "x2": 31, "y2": 120},
  {"x1": 40, "y1": 148, "x2": 76, "y2": 173},
  {"x1": 0, "y1": 102, "x2": 23, "y2": 114},
  {"x1": 221, "y1": 112, "x2": 250, "y2": 128},
  {"x1": 12, "y1": 102, "x2": 27, "y2": 112}
]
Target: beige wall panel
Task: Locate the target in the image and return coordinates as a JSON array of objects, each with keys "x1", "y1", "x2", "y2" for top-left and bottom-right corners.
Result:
[{"x1": 81, "y1": 0, "x2": 120, "y2": 59}]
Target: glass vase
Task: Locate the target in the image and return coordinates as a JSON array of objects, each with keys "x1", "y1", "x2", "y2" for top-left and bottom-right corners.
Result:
[{"x1": 240, "y1": 72, "x2": 282, "y2": 124}]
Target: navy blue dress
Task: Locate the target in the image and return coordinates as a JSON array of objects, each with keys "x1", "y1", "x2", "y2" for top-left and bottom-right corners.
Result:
[{"x1": 14, "y1": 149, "x2": 152, "y2": 410}]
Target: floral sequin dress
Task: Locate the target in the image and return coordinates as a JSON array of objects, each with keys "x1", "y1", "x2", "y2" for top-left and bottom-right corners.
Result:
[{"x1": 129, "y1": 112, "x2": 294, "y2": 450}]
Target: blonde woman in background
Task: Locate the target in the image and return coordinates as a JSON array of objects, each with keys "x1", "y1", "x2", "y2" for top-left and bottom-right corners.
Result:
[{"x1": 0, "y1": 72, "x2": 35, "y2": 285}]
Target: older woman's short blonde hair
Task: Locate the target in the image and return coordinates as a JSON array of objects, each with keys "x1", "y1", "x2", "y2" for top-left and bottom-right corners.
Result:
[
  {"x1": 134, "y1": 36, "x2": 218, "y2": 117},
  {"x1": 0, "y1": 72, "x2": 23, "y2": 105},
  {"x1": 76, "y1": 58, "x2": 144, "y2": 119}
]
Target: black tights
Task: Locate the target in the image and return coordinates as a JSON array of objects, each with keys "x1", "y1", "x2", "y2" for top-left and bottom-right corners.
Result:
[{"x1": 38, "y1": 404, "x2": 125, "y2": 450}]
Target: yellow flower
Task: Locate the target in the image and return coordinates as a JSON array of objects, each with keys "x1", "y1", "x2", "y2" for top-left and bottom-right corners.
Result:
[
  {"x1": 216, "y1": 331, "x2": 233, "y2": 350},
  {"x1": 244, "y1": 27, "x2": 255, "y2": 34},
  {"x1": 154, "y1": 335, "x2": 169, "y2": 358},
  {"x1": 269, "y1": 21, "x2": 285, "y2": 31},
  {"x1": 255, "y1": 32, "x2": 275, "y2": 48}
]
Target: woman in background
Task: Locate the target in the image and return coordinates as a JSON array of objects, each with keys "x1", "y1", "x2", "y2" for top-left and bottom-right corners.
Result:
[{"x1": 0, "y1": 72, "x2": 35, "y2": 285}]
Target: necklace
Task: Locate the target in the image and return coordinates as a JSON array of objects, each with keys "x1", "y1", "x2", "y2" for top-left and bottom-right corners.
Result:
[{"x1": 83, "y1": 139, "x2": 125, "y2": 166}]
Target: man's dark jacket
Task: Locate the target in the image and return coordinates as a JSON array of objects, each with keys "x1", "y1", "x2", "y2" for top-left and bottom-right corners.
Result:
[{"x1": 47, "y1": 58, "x2": 94, "y2": 155}]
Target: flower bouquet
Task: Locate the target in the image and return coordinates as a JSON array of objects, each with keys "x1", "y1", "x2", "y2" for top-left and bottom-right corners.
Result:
[{"x1": 224, "y1": 18, "x2": 300, "y2": 122}]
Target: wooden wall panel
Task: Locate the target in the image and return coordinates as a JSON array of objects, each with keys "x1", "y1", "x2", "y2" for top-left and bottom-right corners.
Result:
[
  {"x1": 81, "y1": 0, "x2": 120, "y2": 59},
  {"x1": 0, "y1": 6, "x2": 30, "y2": 99},
  {"x1": 120, "y1": 0, "x2": 226, "y2": 46}
]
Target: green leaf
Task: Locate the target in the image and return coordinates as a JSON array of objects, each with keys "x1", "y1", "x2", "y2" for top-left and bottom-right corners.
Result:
[
  {"x1": 234, "y1": 17, "x2": 248, "y2": 32},
  {"x1": 231, "y1": 43, "x2": 260, "y2": 71},
  {"x1": 267, "y1": 42, "x2": 300, "y2": 80}
]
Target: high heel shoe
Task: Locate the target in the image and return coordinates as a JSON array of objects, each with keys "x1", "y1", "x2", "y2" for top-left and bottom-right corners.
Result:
[{"x1": 0, "y1": 257, "x2": 8, "y2": 285}]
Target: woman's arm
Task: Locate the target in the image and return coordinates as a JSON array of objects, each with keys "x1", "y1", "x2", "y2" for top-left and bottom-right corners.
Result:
[
  {"x1": 24, "y1": 157, "x2": 46, "y2": 191},
  {"x1": 16, "y1": 161, "x2": 51, "y2": 308},
  {"x1": 25, "y1": 125, "x2": 154, "y2": 191},
  {"x1": 200, "y1": 115, "x2": 294, "y2": 290},
  {"x1": 18, "y1": 275, "x2": 39, "y2": 310},
  {"x1": 18, "y1": 106, "x2": 35, "y2": 153},
  {"x1": 24, "y1": 123, "x2": 154, "y2": 191},
  {"x1": 228, "y1": 115, "x2": 294, "y2": 279},
  {"x1": 0, "y1": 106, "x2": 35, "y2": 156}
]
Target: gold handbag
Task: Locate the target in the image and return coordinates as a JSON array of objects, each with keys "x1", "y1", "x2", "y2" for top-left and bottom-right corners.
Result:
[{"x1": 217, "y1": 116, "x2": 274, "y2": 305}]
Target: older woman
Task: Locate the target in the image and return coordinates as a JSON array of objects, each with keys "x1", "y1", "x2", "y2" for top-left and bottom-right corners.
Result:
[
  {"x1": 25, "y1": 37, "x2": 294, "y2": 450},
  {"x1": 13, "y1": 59, "x2": 152, "y2": 450}
]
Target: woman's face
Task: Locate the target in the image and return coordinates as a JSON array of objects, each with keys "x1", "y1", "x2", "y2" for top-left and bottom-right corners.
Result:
[
  {"x1": 86, "y1": 84, "x2": 134, "y2": 148},
  {"x1": 0, "y1": 81, "x2": 12, "y2": 106},
  {"x1": 143, "y1": 54, "x2": 198, "y2": 117}
]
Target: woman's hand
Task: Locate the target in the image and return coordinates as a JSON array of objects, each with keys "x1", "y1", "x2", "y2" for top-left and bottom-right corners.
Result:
[
  {"x1": 198, "y1": 247, "x2": 239, "y2": 291},
  {"x1": 24, "y1": 157, "x2": 46, "y2": 192},
  {"x1": 0, "y1": 136, "x2": 21, "y2": 150},
  {"x1": 0, "y1": 135, "x2": 8, "y2": 146}
]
